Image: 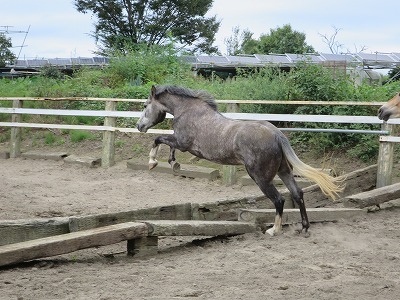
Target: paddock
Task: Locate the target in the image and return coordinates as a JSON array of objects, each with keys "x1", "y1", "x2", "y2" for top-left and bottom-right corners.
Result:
[
  {"x1": 0, "y1": 156, "x2": 399, "y2": 299},
  {"x1": 1, "y1": 94, "x2": 400, "y2": 298}
]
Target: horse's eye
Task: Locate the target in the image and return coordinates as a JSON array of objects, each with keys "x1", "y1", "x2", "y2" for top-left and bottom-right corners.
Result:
[{"x1": 143, "y1": 103, "x2": 147, "y2": 108}]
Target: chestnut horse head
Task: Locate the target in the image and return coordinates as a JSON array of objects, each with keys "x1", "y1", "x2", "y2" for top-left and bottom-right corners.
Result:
[{"x1": 378, "y1": 92, "x2": 400, "y2": 121}]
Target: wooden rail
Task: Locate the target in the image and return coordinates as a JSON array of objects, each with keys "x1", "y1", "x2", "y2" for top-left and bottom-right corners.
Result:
[{"x1": 1, "y1": 97, "x2": 399, "y2": 187}]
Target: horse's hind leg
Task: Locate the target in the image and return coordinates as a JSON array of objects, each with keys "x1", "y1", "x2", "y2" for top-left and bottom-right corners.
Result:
[
  {"x1": 278, "y1": 162, "x2": 310, "y2": 234},
  {"x1": 246, "y1": 169, "x2": 285, "y2": 236}
]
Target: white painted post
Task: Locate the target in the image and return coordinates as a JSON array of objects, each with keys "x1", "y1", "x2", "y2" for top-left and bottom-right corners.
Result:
[
  {"x1": 10, "y1": 100, "x2": 23, "y2": 158},
  {"x1": 376, "y1": 122, "x2": 395, "y2": 188},
  {"x1": 102, "y1": 101, "x2": 117, "y2": 167},
  {"x1": 223, "y1": 103, "x2": 240, "y2": 186}
]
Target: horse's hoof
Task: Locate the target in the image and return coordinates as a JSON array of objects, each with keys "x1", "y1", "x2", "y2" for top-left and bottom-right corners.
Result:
[
  {"x1": 149, "y1": 161, "x2": 158, "y2": 170},
  {"x1": 266, "y1": 226, "x2": 282, "y2": 237},
  {"x1": 266, "y1": 227, "x2": 275, "y2": 236},
  {"x1": 294, "y1": 228, "x2": 310, "y2": 238},
  {"x1": 171, "y1": 161, "x2": 180, "y2": 172}
]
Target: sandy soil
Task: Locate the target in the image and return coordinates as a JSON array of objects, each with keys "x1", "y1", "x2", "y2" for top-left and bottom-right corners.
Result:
[{"x1": 1, "y1": 141, "x2": 400, "y2": 299}]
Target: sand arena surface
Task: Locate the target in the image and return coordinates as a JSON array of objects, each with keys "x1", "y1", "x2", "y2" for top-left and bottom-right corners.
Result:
[{"x1": 0, "y1": 158, "x2": 400, "y2": 299}]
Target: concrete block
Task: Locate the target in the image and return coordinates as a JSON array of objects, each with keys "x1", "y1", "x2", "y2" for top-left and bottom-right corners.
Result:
[
  {"x1": 21, "y1": 150, "x2": 69, "y2": 161},
  {"x1": 127, "y1": 236, "x2": 158, "y2": 257},
  {"x1": 64, "y1": 155, "x2": 101, "y2": 168},
  {"x1": 0, "y1": 151, "x2": 10, "y2": 159},
  {"x1": 127, "y1": 160, "x2": 220, "y2": 181}
]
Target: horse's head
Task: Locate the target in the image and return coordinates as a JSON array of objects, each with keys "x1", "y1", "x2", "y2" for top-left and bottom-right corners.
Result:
[
  {"x1": 378, "y1": 92, "x2": 400, "y2": 121},
  {"x1": 137, "y1": 85, "x2": 167, "y2": 132}
]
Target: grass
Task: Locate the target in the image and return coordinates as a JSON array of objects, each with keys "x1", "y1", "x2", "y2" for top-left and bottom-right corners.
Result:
[{"x1": 70, "y1": 130, "x2": 97, "y2": 143}]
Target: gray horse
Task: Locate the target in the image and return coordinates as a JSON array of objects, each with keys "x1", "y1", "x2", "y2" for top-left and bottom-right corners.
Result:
[{"x1": 137, "y1": 85, "x2": 343, "y2": 236}]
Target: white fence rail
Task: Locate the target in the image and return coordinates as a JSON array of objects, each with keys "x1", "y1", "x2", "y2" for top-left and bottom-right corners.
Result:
[{"x1": 1, "y1": 97, "x2": 399, "y2": 188}]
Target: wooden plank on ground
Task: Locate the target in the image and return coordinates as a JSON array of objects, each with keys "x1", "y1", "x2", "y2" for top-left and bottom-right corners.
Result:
[
  {"x1": 127, "y1": 160, "x2": 220, "y2": 181},
  {"x1": 143, "y1": 220, "x2": 256, "y2": 236},
  {"x1": 63, "y1": 155, "x2": 101, "y2": 168},
  {"x1": 21, "y1": 150, "x2": 69, "y2": 161},
  {"x1": 238, "y1": 208, "x2": 364, "y2": 224},
  {"x1": 0, "y1": 217, "x2": 70, "y2": 246},
  {"x1": 0, "y1": 222, "x2": 148, "y2": 267},
  {"x1": 69, "y1": 203, "x2": 192, "y2": 232},
  {"x1": 344, "y1": 182, "x2": 400, "y2": 208}
]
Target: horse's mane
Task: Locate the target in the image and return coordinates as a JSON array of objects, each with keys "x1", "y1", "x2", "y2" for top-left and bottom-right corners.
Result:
[{"x1": 155, "y1": 85, "x2": 218, "y2": 111}]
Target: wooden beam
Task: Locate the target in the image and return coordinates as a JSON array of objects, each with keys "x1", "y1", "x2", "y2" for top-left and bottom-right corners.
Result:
[
  {"x1": 238, "y1": 208, "x2": 364, "y2": 224},
  {"x1": 0, "y1": 97, "x2": 387, "y2": 106},
  {"x1": 102, "y1": 101, "x2": 117, "y2": 168},
  {"x1": 377, "y1": 123, "x2": 395, "y2": 188},
  {"x1": 0, "y1": 222, "x2": 148, "y2": 267},
  {"x1": 10, "y1": 100, "x2": 23, "y2": 158},
  {"x1": 344, "y1": 182, "x2": 400, "y2": 208},
  {"x1": 69, "y1": 203, "x2": 192, "y2": 232},
  {"x1": 143, "y1": 220, "x2": 256, "y2": 236},
  {"x1": 0, "y1": 218, "x2": 70, "y2": 246}
]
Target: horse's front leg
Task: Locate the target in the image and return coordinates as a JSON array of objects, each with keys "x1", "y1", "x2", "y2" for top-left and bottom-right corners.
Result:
[
  {"x1": 148, "y1": 144, "x2": 160, "y2": 170},
  {"x1": 148, "y1": 135, "x2": 181, "y2": 171}
]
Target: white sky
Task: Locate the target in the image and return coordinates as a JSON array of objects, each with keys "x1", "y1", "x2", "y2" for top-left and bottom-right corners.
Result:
[{"x1": 1, "y1": 0, "x2": 399, "y2": 58}]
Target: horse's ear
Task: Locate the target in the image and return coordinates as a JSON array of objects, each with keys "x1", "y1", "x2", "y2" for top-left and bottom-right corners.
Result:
[{"x1": 151, "y1": 85, "x2": 157, "y2": 98}]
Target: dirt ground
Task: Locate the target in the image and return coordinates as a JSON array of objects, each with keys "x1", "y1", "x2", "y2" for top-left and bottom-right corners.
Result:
[{"x1": 0, "y1": 134, "x2": 400, "y2": 300}]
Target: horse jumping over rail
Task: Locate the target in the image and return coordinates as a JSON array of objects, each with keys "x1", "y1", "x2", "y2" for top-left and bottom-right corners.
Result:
[
  {"x1": 136, "y1": 85, "x2": 344, "y2": 236},
  {"x1": 378, "y1": 92, "x2": 400, "y2": 121}
]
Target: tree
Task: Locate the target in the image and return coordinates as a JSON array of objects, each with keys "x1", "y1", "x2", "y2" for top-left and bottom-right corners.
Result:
[
  {"x1": 257, "y1": 24, "x2": 315, "y2": 54},
  {"x1": 386, "y1": 66, "x2": 400, "y2": 83},
  {"x1": 224, "y1": 26, "x2": 253, "y2": 55},
  {"x1": 319, "y1": 26, "x2": 344, "y2": 54},
  {"x1": 232, "y1": 24, "x2": 315, "y2": 55},
  {"x1": 319, "y1": 26, "x2": 367, "y2": 54},
  {"x1": 0, "y1": 33, "x2": 16, "y2": 67},
  {"x1": 74, "y1": 0, "x2": 220, "y2": 54}
]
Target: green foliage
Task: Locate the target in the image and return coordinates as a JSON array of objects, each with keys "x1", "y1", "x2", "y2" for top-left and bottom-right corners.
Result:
[
  {"x1": 106, "y1": 44, "x2": 190, "y2": 86},
  {"x1": 0, "y1": 33, "x2": 16, "y2": 67},
  {"x1": 386, "y1": 66, "x2": 400, "y2": 83},
  {"x1": 240, "y1": 24, "x2": 315, "y2": 55},
  {"x1": 69, "y1": 130, "x2": 97, "y2": 143},
  {"x1": 74, "y1": 0, "x2": 220, "y2": 54},
  {"x1": 44, "y1": 132, "x2": 65, "y2": 145},
  {"x1": 2, "y1": 47, "x2": 400, "y2": 162},
  {"x1": 40, "y1": 65, "x2": 64, "y2": 79}
]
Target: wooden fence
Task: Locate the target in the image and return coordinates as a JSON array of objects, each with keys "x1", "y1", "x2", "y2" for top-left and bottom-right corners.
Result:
[{"x1": 1, "y1": 97, "x2": 399, "y2": 188}]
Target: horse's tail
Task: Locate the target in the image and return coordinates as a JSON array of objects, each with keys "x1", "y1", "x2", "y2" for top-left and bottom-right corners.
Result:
[{"x1": 278, "y1": 134, "x2": 345, "y2": 200}]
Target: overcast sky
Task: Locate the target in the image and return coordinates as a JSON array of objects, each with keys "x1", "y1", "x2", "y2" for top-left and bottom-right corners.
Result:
[{"x1": 1, "y1": 0, "x2": 399, "y2": 59}]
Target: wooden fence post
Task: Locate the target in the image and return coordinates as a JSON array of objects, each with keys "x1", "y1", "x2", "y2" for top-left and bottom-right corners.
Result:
[
  {"x1": 10, "y1": 100, "x2": 23, "y2": 158},
  {"x1": 102, "y1": 101, "x2": 117, "y2": 168},
  {"x1": 223, "y1": 103, "x2": 240, "y2": 186},
  {"x1": 376, "y1": 122, "x2": 395, "y2": 188}
]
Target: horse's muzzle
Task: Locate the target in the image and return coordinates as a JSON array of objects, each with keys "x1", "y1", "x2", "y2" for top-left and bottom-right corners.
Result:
[
  {"x1": 378, "y1": 107, "x2": 390, "y2": 121},
  {"x1": 137, "y1": 122, "x2": 148, "y2": 133}
]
